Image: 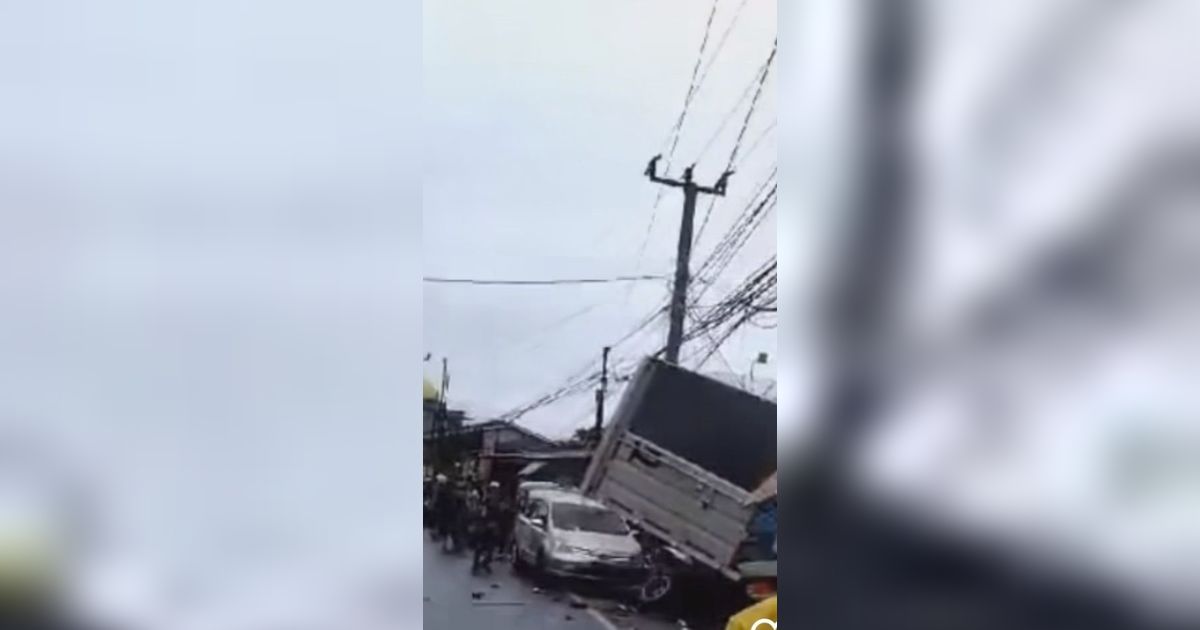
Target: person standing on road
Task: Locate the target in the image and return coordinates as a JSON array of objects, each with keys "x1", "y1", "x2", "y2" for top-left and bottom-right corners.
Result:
[
  {"x1": 492, "y1": 482, "x2": 516, "y2": 560},
  {"x1": 470, "y1": 482, "x2": 502, "y2": 574},
  {"x1": 430, "y1": 474, "x2": 450, "y2": 542},
  {"x1": 449, "y1": 481, "x2": 471, "y2": 553},
  {"x1": 435, "y1": 475, "x2": 461, "y2": 551}
]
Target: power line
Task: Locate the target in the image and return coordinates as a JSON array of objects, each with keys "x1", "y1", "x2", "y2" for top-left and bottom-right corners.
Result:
[
  {"x1": 695, "y1": 42, "x2": 778, "y2": 170},
  {"x1": 693, "y1": 0, "x2": 757, "y2": 94},
  {"x1": 658, "y1": 0, "x2": 723, "y2": 175},
  {"x1": 687, "y1": 260, "x2": 776, "y2": 367},
  {"x1": 632, "y1": 0, "x2": 724, "y2": 285},
  {"x1": 686, "y1": 310, "x2": 738, "y2": 374},
  {"x1": 686, "y1": 257, "x2": 777, "y2": 340},
  {"x1": 737, "y1": 120, "x2": 776, "y2": 170},
  {"x1": 696, "y1": 164, "x2": 775, "y2": 247},
  {"x1": 496, "y1": 303, "x2": 669, "y2": 423},
  {"x1": 693, "y1": 183, "x2": 777, "y2": 297},
  {"x1": 499, "y1": 257, "x2": 775, "y2": 425},
  {"x1": 689, "y1": 43, "x2": 777, "y2": 254},
  {"x1": 726, "y1": 40, "x2": 777, "y2": 170},
  {"x1": 505, "y1": 301, "x2": 608, "y2": 356},
  {"x1": 424, "y1": 274, "x2": 666, "y2": 286}
]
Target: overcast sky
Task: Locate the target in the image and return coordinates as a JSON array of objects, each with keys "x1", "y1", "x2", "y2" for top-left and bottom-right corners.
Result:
[{"x1": 423, "y1": 0, "x2": 779, "y2": 438}]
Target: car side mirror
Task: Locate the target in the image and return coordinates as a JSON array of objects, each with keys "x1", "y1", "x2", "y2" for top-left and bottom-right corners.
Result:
[{"x1": 531, "y1": 517, "x2": 546, "y2": 530}]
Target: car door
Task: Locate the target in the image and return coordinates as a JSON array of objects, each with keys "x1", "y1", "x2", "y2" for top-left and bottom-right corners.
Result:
[
  {"x1": 513, "y1": 497, "x2": 536, "y2": 558},
  {"x1": 518, "y1": 498, "x2": 549, "y2": 559}
]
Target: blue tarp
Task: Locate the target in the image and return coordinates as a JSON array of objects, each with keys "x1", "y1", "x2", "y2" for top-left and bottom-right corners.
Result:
[{"x1": 751, "y1": 500, "x2": 777, "y2": 557}]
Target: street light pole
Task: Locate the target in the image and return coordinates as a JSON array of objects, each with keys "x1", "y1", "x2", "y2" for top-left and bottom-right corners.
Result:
[{"x1": 749, "y1": 352, "x2": 769, "y2": 393}]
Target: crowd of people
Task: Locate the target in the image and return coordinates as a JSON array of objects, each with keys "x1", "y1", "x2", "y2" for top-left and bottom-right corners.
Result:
[{"x1": 424, "y1": 473, "x2": 517, "y2": 575}]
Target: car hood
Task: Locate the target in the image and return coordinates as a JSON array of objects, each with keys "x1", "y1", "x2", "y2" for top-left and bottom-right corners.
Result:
[{"x1": 554, "y1": 530, "x2": 641, "y2": 557}]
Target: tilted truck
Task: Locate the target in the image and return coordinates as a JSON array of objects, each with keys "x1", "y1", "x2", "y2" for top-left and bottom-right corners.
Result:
[{"x1": 580, "y1": 358, "x2": 777, "y2": 600}]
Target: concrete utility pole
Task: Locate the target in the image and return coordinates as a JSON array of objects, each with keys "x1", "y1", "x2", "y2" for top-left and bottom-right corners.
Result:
[
  {"x1": 593, "y1": 346, "x2": 611, "y2": 441},
  {"x1": 435, "y1": 357, "x2": 450, "y2": 472},
  {"x1": 645, "y1": 156, "x2": 733, "y2": 364}
]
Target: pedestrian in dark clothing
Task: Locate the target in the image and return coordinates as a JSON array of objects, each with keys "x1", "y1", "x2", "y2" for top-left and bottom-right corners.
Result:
[
  {"x1": 471, "y1": 498, "x2": 501, "y2": 574},
  {"x1": 444, "y1": 490, "x2": 461, "y2": 553},
  {"x1": 489, "y1": 484, "x2": 516, "y2": 559},
  {"x1": 431, "y1": 474, "x2": 452, "y2": 543},
  {"x1": 448, "y1": 483, "x2": 476, "y2": 553}
]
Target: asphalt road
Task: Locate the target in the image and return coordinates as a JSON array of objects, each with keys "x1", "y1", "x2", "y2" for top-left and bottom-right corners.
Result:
[{"x1": 422, "y1": 536, "x2": 684, "y2": 630}]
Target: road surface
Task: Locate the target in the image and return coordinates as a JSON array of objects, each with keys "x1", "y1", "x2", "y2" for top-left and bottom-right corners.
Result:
[{"x1": 422, "y1": 536, "x2": 684, "y2": 630}]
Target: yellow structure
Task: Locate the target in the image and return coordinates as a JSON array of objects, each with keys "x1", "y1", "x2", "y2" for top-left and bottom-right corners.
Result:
[
  {"x1": 726, "y1": 595, "x2": 777, "y2": 630},
  {"x1": 423, "y1": 378, "x2": 440, "y2": 402}
]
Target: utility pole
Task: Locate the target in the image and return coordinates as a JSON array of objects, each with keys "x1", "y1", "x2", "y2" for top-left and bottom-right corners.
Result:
[
  {"x1": 645, "y1": 156, "x2": 733, "y2": 364},
  {"x1": 593, "y1": 346, "x2": 611, "y2": 443},
  {"x1": 435, "y1": 357, "x2": 449, "y2": 473},
  {"x1": 440, "y1": 357, "x2": 449, "y2": 404}
]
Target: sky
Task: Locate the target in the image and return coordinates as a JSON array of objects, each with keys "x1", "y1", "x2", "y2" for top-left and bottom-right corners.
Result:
[{"x1": 422, "y1": 0, "x2": 779, "y2": 439}]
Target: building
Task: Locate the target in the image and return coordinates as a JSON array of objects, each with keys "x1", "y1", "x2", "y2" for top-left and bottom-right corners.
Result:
[
  {"x1": 423, "y1": 418, "x2": 585, "y2": 483},
  {"x1": 423, "y1": 418, "x2": 555, "y2": 460},
  {"x1": 484, "y1": 449, "x2": 594, "y2": 489}
]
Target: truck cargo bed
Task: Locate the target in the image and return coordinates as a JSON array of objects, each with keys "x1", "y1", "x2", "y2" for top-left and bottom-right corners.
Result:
[{"x1": 583, "y1": 359, "x2": 777, "y2": 579}]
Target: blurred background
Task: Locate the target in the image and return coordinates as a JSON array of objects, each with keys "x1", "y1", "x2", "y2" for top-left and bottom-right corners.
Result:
[
  {"x1": 780, "y1": 0, "x2": 1200, "y2": 628},
  {"x1": 0, "y1": 2, "x2": 420, "y2": 629}
]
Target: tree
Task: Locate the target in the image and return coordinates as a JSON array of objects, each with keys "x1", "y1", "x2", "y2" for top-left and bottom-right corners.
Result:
[{"x1": 569, "y1": 426, "x2": 602, "y2": 447}]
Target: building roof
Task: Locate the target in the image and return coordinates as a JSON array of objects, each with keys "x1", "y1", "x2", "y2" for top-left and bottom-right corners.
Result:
[
  {"x1": 457, "y1": 419, "x2": 556, "y2": 444},
  {"x1": 486, "y1": 449, "x2": 593, "y2": 461}
]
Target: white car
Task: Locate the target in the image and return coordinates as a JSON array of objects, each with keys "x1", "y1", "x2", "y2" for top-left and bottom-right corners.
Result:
[
  {"x1": 515, "y1": 480, "x2": 560, "y2": 511},
  {"x1": 511, "y1": 489, "x2": 645, "y2": 582}
]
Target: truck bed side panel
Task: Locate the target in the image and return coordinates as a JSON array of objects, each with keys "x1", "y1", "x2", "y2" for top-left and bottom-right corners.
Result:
[{"x1": 592, "y1": 434, "x2": 755, "y2": 571}]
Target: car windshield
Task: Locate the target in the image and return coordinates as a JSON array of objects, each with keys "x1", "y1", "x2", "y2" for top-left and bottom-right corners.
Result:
[{"x1": 550, "y1": 503, "x2": 628, "y2": 535}]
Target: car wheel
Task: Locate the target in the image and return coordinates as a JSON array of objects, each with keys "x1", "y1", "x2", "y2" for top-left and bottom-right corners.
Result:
[{"x1": 639, "y1": 573, "x2": 672, "y2": 604}]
